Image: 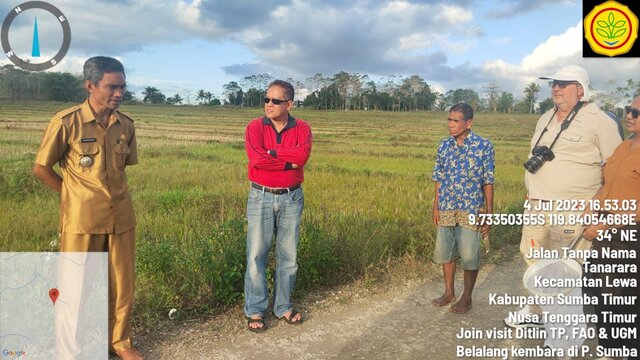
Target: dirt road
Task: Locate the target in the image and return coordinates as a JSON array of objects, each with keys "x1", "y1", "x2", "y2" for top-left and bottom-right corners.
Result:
[{"x1": 134, "y1": 255, "x2": 600, "y2": 359}]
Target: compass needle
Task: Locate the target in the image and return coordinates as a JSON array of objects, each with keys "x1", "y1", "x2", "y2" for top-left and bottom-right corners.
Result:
[{"x1": 31, "y1": 16, "x2": 40, "y2": 57}]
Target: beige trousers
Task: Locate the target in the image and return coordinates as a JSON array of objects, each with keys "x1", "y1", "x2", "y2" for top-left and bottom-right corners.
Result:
[
  {"x1": 519, "y1": 205, "x2": 590, "y2": 314},
  {"x1": 519, "y1": 206, "x2": 590, "y2": 265}
]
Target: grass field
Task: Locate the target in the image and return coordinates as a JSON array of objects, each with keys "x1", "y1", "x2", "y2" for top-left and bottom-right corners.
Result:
[{"x1": 0, "y1": 102, "x2": 537, "y2": 325}]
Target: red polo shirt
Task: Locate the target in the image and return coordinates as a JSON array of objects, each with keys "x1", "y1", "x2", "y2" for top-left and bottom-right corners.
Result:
[{"x1": 245, "y1": 115, "x2": 312, "y2": 188}]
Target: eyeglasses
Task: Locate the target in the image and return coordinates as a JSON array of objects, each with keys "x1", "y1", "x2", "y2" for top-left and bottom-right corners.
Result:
[
  {"x1": 625, "y1": 106, "x2": 640, "y2": 119},
  {"x1": 264, "y1": 97, "x2": 290, "y2": 105},
  {"x1": 549, "y1": 81, "x2": 578, "y2": 89}
]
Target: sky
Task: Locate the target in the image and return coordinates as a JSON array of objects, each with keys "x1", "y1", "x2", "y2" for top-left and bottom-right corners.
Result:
[{"x1": 1, "y1": 0, "x2": 639, "y2": 104}]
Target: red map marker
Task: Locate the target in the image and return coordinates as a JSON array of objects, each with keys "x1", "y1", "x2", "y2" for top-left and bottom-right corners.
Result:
[{"x1": 49, "y1": 288, "x2": 59, "y2": 305}]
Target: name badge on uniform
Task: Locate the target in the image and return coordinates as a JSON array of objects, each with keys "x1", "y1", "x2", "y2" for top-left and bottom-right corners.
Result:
[
  {"x1": 80, "y1": 156, "x2": 93, "y2": 167},
  {"x1": 81, "y1": 138, "x2": 97, "y2": 143}
]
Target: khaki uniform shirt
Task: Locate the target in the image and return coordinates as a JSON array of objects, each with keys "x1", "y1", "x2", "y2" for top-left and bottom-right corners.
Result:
[
  {"x1": 525, "y1": 102, "x2": 621, "y2": 201},
  {"x1": 35, "y1": 100, "x2": 138, "y2": 234}
]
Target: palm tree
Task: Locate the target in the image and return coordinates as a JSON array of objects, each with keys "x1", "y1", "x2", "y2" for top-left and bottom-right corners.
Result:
[
  {"x1": 524, "y1": 82, "x2": 541, "y2": 114},
  {"x1": 142, "y1": 86, "x2": 166, "y2": 104},
  {"x1": 196, "y1": 89, "x2": 207, "y2": 105},
  {"x1": 166, "y1": 93, "x2": 183, "y2": 105}
]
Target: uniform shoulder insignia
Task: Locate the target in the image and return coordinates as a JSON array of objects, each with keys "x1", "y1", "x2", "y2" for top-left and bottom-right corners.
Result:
[
  {"x1": 55, "y1": 105, "x2": 82, "y2": 118},
  {"x1": 116, "y1": 110, "x2": 135, "y2": 123}
]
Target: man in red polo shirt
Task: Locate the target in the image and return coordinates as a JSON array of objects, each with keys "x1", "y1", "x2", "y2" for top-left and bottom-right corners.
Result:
[{"x1": 243, "y1": 80, "x2": 312, "y2": 332}]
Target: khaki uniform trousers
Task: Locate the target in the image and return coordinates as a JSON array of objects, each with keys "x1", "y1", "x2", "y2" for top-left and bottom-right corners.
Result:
[
  {"x1": 519, "y1": 205, "x2": 590, "y2": 314},
  {"x1": 60, "y1": 229, "x2": 135, "y2": 352}
]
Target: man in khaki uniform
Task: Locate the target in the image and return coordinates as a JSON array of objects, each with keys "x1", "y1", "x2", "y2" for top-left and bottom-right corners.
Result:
[
  {"x1": 504, "y1": 65, "x2": 621, "y2": 344},
  {"x1": 33, "y1": 56, "x2": 143, "y2": 360}
]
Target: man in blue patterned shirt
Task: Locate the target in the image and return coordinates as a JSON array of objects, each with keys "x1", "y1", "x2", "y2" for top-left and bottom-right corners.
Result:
[{"x1": 431, "y1": 102, "x2": 495, "y2": 314}]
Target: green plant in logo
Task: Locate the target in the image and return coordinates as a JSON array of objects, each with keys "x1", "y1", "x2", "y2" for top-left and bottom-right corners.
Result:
[{"x1": 596, "y1": 12, "x2": 627, "y2": 45}]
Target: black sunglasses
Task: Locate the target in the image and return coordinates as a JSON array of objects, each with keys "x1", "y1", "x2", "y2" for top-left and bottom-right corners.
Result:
[
  {"x1": 625, "y1": 106, "x2": 640, "y2": 119},
  {"x1": 548, "y1": 81, "x2": 578, "y2": 89},
  {"x1": 264, "y1": 97, "x2": 290, "y2": 105}
]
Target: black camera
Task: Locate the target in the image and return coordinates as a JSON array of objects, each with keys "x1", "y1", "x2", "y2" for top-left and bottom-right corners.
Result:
[{"x1": 524, "y1": 146, "x2": 555, "y2": 173}]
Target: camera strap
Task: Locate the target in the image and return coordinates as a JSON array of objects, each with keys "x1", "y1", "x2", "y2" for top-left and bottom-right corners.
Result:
[{"x1": 531, "y1": 101, "x2": 584, "y2": 151}]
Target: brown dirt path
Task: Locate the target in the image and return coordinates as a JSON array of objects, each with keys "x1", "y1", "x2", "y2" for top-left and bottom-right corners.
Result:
[{"x1": 133, "y1": 256, "x2": 599, "y2": 359}]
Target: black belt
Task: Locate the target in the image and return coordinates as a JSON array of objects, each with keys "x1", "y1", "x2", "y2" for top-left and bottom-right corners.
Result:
[
  {"x1": 530, "y1": 199, "x2": 552, "y2": 203},
  {"x1": 251, "y1": 182, "x2": 300, "y2": 195}
]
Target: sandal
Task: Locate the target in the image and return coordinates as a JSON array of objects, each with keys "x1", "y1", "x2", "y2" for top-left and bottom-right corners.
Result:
[
  {"x1": 247, "y1": 317, "x2": 267, "y2": 333},
  {"x1": 283, "y1": 310, "x2": 303, "y2": 325}
]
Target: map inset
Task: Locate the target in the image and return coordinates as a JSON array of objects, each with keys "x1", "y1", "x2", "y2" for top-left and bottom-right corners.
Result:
[{"x1": 1, "y1": 252, "x2": 108, "y2": 359}]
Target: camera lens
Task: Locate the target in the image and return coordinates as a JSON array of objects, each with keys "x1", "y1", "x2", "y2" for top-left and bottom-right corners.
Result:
[{"x1": 524, "y1": 155, "x2": 544, "y2": 173}]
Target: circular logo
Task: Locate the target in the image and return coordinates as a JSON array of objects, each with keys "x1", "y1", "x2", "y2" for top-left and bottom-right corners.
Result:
[
  {"x1": 584, "y1": 0, "x2": 639, "y2": 57},
  {"x1": 1, "y1": 1, "x2": 71, "y2": 71},
  {"x1": 80, "y1": 156, "x2": 93, "y2": 167}
]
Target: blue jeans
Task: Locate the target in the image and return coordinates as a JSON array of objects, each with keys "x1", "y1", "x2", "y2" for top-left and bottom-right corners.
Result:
[
  {"x1": 433, "y1": 226, "x2": 481, "y2": 270},
  {"x1": 244, "y1": 185, "x2": 304, "y2": 318}
]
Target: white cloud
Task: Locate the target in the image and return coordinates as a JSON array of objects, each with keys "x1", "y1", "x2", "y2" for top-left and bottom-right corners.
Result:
[
  {"x1": 1, "y1": 55, "x2": 85, "y2": 75},
  {"x1": 480, "y1": 24, "x2": 581, "y2": 95},
  {"x1": 436, "y1": 4, "x2": 472, "y2": 24},
  {"x1": 429, "y1": 82, "x2": 447, "y2": 95},
  {"x1": 441, "y1": 39, "x2": 477, "y2": 54},
  {"x1": 583, "y1": 58, "x2": 640, "y2": 98},
  {"x1": 481, "y1": 23, "x2": 640, "y2": 98},
  {"x1": 220, "y1": 0, "x2": 481, "y2": 80},
  {"x1": 236, "y1": 29, "x2": 269, "y2": 47},
  {"x1": 521, "y1": 22, "x2": 582, "y2": 71},
  {"x1": 482, "y1": 59, "x2": 520, "y2": 76},
  {"x1": 380, "y1": 1, "x2": 414, "y2": 15},
  {"x1": 45, "y1": 55, "x2": 87, "y2": 74},
  {"x1": 397, "y1": 32, "x2": 476, "y2": 55},
  {"x1": 270, "y1": 5, "x2": 289, "y2": 19},
  {"x1": 480, "y1": 59, "x2": 526, "y2": 94},
  {"x1": 175, "y1": 0, "x2": 222, "y2": 37},
  {"x1": 464, "y1": 25, "x2": 485, "y2": 37},
  {"x1": 398, "y1": 33, "x2": 432, "y2": 51}
]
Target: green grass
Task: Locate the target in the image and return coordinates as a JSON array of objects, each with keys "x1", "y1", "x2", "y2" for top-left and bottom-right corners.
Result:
[{"x1": 0, "y1": 101, "x2": 537, "y2": 325}]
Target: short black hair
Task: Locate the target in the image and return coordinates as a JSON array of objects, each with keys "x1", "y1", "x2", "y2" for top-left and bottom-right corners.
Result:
[
  {"x1": 449, "y1": 103, "x2": 473, "y2": 121},
  {"x1": 268, "y1": 80, "x2": 294, "y2": 101},
  {"x1": 83, "y1": 56, "x2": 125, "y2": 85}
]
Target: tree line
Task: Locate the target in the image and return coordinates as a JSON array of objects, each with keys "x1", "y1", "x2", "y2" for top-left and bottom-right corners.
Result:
[
  {"x1": 2, "y1": 64, "x2": 638, "y2": 113},
  {"x1": 0, "y1": 64, "x2": 86, "y2": 102},
  {"x1": 218, "y1": 72, "x2": 549, "y2": 113}
]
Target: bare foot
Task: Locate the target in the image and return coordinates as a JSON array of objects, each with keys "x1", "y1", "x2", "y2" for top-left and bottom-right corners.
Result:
[
  {"x1": 116, "y1": 348, "x2": 144, "y2": 360},
  {"x1": 449, "y1": 297, "x2": 472, "y2": 314},
  {"x1": 431, "y1": 293, "x2": 456, "y2": 307}
]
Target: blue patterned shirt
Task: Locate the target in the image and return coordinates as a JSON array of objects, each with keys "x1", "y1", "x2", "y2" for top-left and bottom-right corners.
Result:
[{"x1": 432, "y1": 130, "x2": 495, "y2": 227}]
